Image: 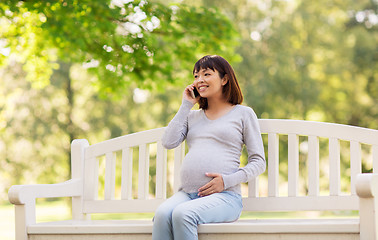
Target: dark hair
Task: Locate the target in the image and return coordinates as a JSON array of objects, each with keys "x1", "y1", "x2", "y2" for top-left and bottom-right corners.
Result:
[{"x1": 193, "y1": 55, "x2": 243, "y2": 110}]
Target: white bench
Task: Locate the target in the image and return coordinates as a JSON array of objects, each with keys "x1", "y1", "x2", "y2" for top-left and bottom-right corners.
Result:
[{"x1": 8, "y1": 119, "x2": 378, "y2": 240}]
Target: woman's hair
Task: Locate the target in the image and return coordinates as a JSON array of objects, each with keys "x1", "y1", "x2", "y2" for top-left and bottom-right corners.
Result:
[{"x1": 193, "y1": 55, "x2": 243, "y2": 110}]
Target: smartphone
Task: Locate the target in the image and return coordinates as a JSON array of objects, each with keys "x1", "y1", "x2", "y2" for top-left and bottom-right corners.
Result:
[{"x1": 190, "y1": 87, "x2": 199, "y2": 98}]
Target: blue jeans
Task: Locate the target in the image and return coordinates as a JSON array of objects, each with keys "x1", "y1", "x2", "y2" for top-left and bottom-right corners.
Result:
[{"x1": 152, "y1": 191, "x2": 243, "y2": 240}]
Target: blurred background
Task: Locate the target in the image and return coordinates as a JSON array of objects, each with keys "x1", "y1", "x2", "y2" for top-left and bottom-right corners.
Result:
[{"x1": 0, "y1": 0, "x2": 377, "y2": 239}]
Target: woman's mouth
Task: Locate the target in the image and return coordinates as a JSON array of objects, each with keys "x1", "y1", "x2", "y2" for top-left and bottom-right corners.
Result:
[{"x1": 198, "y1": 85, "x2": 208, "y2": 92}]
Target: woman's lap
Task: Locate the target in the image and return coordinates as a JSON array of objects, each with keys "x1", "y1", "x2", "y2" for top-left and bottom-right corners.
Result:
[{"x1": 152, "y1": 191, "x2": 242, "y2": 240}]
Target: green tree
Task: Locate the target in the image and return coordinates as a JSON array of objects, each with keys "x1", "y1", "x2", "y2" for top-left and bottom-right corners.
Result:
[
  {"x1": 0, "y1": 0, "x2": 241, "y2": 201},
  {"x1": 0, "y1": 0, "x2": 240, "y2": 96}
]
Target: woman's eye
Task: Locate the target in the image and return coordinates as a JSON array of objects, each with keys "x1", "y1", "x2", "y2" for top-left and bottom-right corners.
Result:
[
  {"x1": 194, "y1": 75, "x2": 198, "y2": 79},
  {"x1": 205, "y1": 73, "x2": 210, "y2": 76}
]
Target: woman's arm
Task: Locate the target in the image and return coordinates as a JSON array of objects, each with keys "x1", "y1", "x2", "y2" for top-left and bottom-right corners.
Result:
[
  {"x1": 222, "y1": 107, "x2": 266, "y2": 190},
  {"x1": 161, "y1": 85, "x2": 198, "y2": 149},
  {"x1": 161, "y1": 99, "x2": 194, "y2": 149}
]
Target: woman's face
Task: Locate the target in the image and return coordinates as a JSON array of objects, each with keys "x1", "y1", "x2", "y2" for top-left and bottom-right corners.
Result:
[{"x1": 193, "y1": 68, "x2": 227, "y2": 99}]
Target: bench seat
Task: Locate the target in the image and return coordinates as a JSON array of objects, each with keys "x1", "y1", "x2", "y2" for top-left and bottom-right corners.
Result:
[
  {"x1": 29, "y1": 218, "x2": 359, "y2": 234},
  {"x1": 28, "y1": 218, "x2": 360, "y2": 240}
]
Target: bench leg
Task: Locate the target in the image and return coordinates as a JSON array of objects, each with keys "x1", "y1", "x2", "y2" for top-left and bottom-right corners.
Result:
[
  {"x1": 357, "y1": 174, "x2": 378, "y2": 240},
  {"x1": 359, "y1": 197, "x2": 378, "y2": 240},
  {"x1": 15, "y1": 203, "x2": 35, "y2": 240}
]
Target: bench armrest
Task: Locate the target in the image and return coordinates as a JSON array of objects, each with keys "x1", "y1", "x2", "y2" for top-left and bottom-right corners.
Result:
[
  {"x1": 356, "y1": 173, "x2": 378, "y2": 240},
  {"x1": 8, "y1": 178, "x2": 82, "y2": 205},
  {"x1": 356, "y1": 173, "x2": 378, "y2": 198},
  {"x1": 8, "y1": 179, "x2": 83, "y2": 240}
]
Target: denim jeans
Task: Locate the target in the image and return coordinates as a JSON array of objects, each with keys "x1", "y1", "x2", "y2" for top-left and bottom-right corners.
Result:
[{"x1": 152, "y1": 190, "x2": 243, "y2": 240}]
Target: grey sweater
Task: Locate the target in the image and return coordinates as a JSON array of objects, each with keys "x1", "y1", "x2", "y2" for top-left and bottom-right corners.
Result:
[{"x1": 162, "y1": 99, "x2": 266, "y2": 195}]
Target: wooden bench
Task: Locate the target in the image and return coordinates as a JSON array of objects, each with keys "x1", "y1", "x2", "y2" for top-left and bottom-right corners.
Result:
[{"x1": 8, "y1": 119, "x2": 378, "y2": 240}]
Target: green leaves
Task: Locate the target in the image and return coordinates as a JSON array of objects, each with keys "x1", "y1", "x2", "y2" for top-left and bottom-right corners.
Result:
[{"x1": 0, "y1": 1, "x2": 240, "y2": 97}]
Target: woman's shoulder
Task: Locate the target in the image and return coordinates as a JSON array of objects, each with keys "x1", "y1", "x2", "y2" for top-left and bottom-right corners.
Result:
[
  {"x1": 188, "y1": 108, "x2": 203, "y2": 121},
  {"x1": 235, "y1": 104, "x2": 257, "y2": 117},
  {"x1": 232, "y1": 105, "x2": 260, "y2": 126},
  {"x1": 189, "y1": 108, "x2": 202, "y2": 115}
]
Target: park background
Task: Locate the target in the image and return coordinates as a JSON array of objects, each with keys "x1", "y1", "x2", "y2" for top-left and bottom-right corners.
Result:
[{"x1": 0, "y1": 0, "x2": 377, "y2": 239}]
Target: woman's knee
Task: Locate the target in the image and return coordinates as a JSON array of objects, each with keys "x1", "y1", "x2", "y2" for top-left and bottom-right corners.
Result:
[
  {"x1": 154, "y1": 205, "x2": 172, "y2": 224},
  {"x1": 172, "y1": 205, "x2": 197, "y2": 226}
]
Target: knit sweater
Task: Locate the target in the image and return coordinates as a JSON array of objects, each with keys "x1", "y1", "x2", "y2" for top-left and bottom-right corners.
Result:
[{"x1": 162, "y1": 99, "x2": 266, "y2": 195}]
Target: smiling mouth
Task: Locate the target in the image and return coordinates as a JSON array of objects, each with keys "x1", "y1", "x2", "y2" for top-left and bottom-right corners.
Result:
[{"x1": 198, "y1": 86, "x2": 208, "y2": 91}]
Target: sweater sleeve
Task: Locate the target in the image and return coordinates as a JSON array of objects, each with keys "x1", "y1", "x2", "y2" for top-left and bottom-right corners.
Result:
[
  {"x1": 161, "y1": 99, "x2": 194, "y2": 149},
  {"x1": 222, "y1": 107, "x2": 266, "y2": 190}
]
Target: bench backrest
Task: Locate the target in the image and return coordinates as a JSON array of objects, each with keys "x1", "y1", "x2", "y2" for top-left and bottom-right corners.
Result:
[{"x1": 74, "y1": 119, "x2": 378, "y2": 215}]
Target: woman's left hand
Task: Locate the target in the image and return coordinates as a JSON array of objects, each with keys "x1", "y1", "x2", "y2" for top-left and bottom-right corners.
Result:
[{"x1": 198, "y1": 173, "x2": 225, "y2": 197}]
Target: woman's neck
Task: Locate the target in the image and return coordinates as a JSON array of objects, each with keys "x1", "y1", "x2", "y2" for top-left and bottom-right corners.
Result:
[
  {"x1": 206, "y1": 97, "x2": 232, "y2": 112},
  {"x1": 204, "y1": 97, "x2": 234, "y2": 120}
]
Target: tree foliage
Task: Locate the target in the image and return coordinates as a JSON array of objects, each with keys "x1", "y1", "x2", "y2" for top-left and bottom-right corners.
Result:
[
  {"x1": 0, "y1": 0, "x2": 240, "y2": 97},
  {"x1": 0, "y1": 0, "x2": 240, "y2": 201}
]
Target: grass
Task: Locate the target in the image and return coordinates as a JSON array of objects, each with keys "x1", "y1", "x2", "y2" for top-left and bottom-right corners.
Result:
[
  {"x1": 1, "y1": 199, "x2": 358, "y2": 240},
  {"x1": 0, "y1": 203, "x2": 16, "y2": 240},
  {"x1": 0, "y1": 200, "x2": 71, "y2": 240}
]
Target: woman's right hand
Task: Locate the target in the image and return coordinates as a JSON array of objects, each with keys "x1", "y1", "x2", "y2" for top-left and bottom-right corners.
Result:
[{"x1": 183, "y1": 84, "x2": 199, "y2": 105}]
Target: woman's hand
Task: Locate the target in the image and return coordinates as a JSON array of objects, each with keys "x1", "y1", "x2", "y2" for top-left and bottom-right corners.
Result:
[
  {"x1": 198, "y1": 173, "x2": 225, "y2": 197},
  {"x1": 183, "y1": 84, "x2": 199, "y2": 105}
]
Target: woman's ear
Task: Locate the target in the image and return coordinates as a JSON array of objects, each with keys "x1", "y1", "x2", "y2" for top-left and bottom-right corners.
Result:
[{"x1": 222, "y1": 74, "x2": 229, "y2": 86}]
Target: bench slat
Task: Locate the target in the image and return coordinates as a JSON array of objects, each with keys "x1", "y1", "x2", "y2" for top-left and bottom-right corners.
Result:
[
  {"x1": 374, "y1": 145, "x2": 378, "y2": 173},
  {"x1": 308, "y1": 136, "x2": 319, "y2": 196},
  {"x1": 248, "y1": 177, "x2": 259, "y2": 197},
  {"x1": 121, "y1": 147, "x2": 133, "y2": 200},
  {"x1": 350, "y1": 141, "x2": 361, "y2": 195},
  {"x1": 84, "y1": 157, "x2": 99, "y2": 201},
  {"x1": 268, "y1": 133, "x2": 279, "y2": 197},
  {"x1": 28, "y1": 218, "x2": 359, "y2": 234},
  {"x1": 81, "y1": 195, "x2": 360, "y2": 213},
  {"x1": 199, "y1": 218, "x2": 360, "y2": 234},
  {"x1": 329, "y1": 138, "x2": 341, "y2": 196},
  {"x1": 84, "y1": 199, "x2": 164, "y2": 213},
  {"x1": 259, "y1": 119, "x2": 377, "y2": 144},
  {"x1": 288, "y1": 134, "x2": 299, "y2": 197},
  {"x1": 85, "y1": 128, "x2": 165, "y2": 159},
  {"x1": 104, "y1": 152, "x2": 116, "y2": 200},
  {"x1": 81, "y1": 196, "x2": 363, "y2": 214},
  {"x1": 156, "y1": 140, "x2": 167, "y2": 199},
  {"x1": 138, "y1": 144, "x2": 150, "y2": 200},
  {"x1": 242, "y1": 195, "x2": 359, "y2": 211}
]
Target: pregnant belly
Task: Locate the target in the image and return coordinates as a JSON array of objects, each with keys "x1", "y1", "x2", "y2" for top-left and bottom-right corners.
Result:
[{"x1": 179, "y1": 151, "x2": 225, "y2": 193}]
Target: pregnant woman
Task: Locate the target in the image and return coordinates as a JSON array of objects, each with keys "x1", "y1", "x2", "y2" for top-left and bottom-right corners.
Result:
[{"x1": 152, "y1": 55, "x2": 266, "y2": 240}]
